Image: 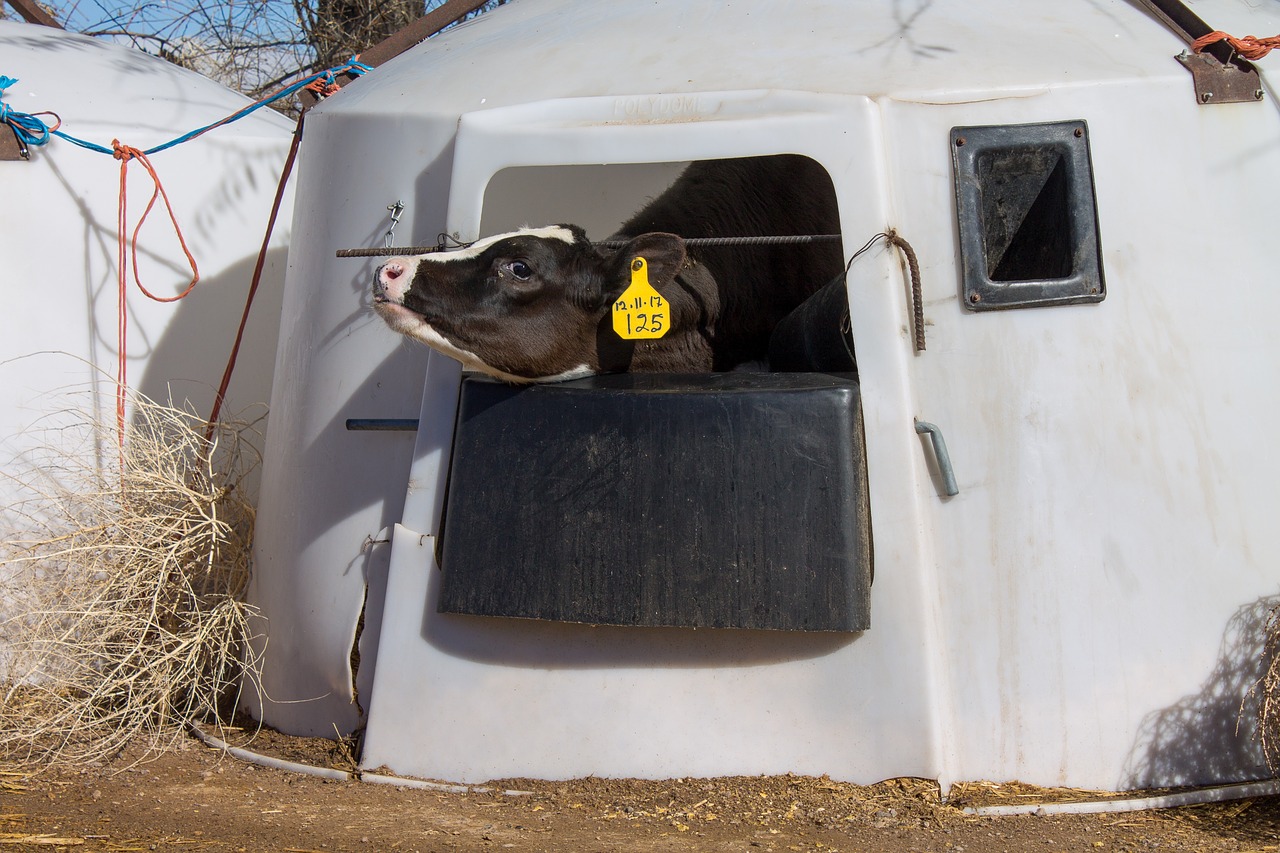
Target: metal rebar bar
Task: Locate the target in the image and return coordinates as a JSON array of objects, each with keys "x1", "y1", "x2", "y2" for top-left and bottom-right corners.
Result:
[{"x1": 336, "y1": 233, "x2": 844, "y2": 259}]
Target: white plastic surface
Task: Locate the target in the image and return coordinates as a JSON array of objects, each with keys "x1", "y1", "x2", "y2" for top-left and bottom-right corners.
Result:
[
  {"x1": 0, "y1": 22, "x2": 294, "y2": 492},
  {"x1": 254, "y1": 0, "x2": 1280, "y2": 789}
]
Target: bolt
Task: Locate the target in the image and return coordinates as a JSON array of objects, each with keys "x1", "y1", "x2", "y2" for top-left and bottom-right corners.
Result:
[
  {"x1": 955, "y1": 136, "x2": 966, "y2": 147},
  {"x1": 1201, "y1": 91, "x2": 1214, "y2": 103},
  {"x1": 1074, "y1": 127, "x2": 1084, "y2": 138},
  {"x1": 1256, "y1": 89, "x2": 1265, "y2": 100},
  {"x1": 969, "y1": 292, "x2": 981, "y2": 304}
]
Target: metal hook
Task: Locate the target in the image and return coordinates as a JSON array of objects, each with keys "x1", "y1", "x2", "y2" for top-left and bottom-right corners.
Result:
[{"x1": 383, "y1": 200, "x2": 405, "y2": 248}]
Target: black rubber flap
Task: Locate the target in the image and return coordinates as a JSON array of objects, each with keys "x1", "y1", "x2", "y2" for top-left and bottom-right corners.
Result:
[
  {"x1": 439, "y1": 373, "x2": 872, "y2": 631},
  {"x1": 768, "y1": 273, "x2": 858, "y2": 375}
]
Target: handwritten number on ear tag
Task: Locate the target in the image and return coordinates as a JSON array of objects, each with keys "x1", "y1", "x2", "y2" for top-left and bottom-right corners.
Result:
[{"x1": 612, "y1": 257, "x2": 669, "y2": 340}]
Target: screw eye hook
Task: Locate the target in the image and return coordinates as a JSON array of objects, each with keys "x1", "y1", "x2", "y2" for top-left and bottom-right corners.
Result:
[{"x1": 383, "y1": 200, "x2": 405, "y2": 248}]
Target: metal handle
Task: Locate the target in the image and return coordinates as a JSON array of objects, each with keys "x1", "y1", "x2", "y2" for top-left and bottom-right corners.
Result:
[
  {"x1": 346, "y1": 418, "x2": 420, "y2": 431},
  {"x1": 915, "y1": 420, "x2": 959, "y2": 497}
]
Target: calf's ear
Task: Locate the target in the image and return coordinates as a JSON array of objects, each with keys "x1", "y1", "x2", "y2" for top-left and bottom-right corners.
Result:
[
  {"x1": 609, "y1": 232, "x2": 687, "y2": 295},
  {"x1": 570, "y1": 232, "x2": 688, "y2": 311}
]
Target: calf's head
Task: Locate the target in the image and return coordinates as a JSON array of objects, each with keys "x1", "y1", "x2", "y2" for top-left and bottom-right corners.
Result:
[{"x1": 373, "y1": 225, "x2": 687, "y2": 383}]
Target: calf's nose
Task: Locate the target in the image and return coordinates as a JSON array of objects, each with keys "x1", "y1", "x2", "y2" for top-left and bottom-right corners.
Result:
[{"x1": 376, "y1": 259, "x2": 411, "y2": 301}]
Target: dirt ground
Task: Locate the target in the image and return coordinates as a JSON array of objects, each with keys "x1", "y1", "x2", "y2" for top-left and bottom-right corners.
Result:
[{"x1": 4, "y1": 729, "x2": 1280, "y2": 852}]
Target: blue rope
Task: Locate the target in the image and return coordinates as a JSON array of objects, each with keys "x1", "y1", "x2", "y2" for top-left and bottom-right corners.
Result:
[
  {"x1": 0, "y1": 59, "x2": 372, "y2": 157},
  {"x1": 0, "y1": 75, "x2": 52, "y2": 147}
]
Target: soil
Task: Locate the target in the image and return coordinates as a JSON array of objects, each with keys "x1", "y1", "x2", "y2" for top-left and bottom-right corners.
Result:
[{"x1": 4, "y1": 728, "x2": 1280, "y2": 852}]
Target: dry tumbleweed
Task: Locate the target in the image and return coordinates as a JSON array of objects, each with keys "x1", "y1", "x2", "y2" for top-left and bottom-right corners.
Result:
[{"x1": 0, "y1": 392, "x2": 261, "y2": 773}]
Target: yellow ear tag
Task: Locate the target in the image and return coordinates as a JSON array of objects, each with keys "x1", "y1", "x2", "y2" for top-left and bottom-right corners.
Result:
[{"x1": 611, "y1": 257, "x2": 669, "y2": 340}]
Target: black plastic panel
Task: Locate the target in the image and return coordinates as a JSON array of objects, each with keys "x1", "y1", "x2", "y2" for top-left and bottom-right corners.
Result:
[
  {"x1": 951, "y1": 120, "x2": 1105, "y2": 310},
  {"x1": 768, "y1": 273, "x2": 857, "y2": 376},
  {"x1": 439, "y1": 373, "x2": 872, "y2": 632}
]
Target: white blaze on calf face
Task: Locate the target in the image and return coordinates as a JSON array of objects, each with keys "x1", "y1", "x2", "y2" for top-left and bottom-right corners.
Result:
[{"x1": 412, "y1": 226, "x2": 579, "y2": 264}]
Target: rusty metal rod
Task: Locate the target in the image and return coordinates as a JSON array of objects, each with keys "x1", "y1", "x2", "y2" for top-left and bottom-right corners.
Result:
[
  {"x1": 336, "y1": 234, "x2": 844, "y2": 258},
  {"x1": 886, "y1": 230, "x2": 925, "y2": 353},
  {"x1": 4, "y1": 0, "x2": 62, "y2": 27},
  {"x1": 1131, "y1": 0, "x2": 1243, "y2": 66}
]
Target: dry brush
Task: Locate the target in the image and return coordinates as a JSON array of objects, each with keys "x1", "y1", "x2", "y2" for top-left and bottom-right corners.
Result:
[{"x1": 0, "y1": 393, "x2": 261, "y2": 773}]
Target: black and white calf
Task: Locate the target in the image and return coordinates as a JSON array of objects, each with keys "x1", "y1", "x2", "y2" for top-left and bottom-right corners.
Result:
[{"x1": 372, "y1": 155, "x2": 843, "y2": 383}]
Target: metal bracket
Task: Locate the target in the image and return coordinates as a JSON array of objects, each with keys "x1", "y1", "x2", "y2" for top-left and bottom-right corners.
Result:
[
  {"x1": 1, "y1": 125, "x2": 29, "y2": 161},
  {"x1": 1129, "y1": 0, "x2": 1266, "y2": 105},
  {"x1": 1175, "y1": 50, "x2": 1265, "y2": 105}
]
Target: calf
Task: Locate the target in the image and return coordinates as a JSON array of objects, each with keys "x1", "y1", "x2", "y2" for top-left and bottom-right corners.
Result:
[{"x1": 372, "y1": 155, "x2": 843, "y2": 383}]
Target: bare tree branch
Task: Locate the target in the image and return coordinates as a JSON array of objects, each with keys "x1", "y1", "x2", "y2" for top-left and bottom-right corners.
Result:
[{"x1": 24, "y1": 0, "x2": 508, "y2": 108}]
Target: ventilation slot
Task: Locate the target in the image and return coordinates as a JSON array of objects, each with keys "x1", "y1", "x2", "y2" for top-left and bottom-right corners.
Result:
[{"x1": 952, "y1": 120, "x2": 1105, "y2": 310}]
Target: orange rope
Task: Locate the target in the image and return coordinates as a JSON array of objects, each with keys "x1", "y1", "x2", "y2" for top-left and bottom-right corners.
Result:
[
  {"x1": 103, "y1": 55, "x2": 366, "y2": 452},
  {"x1": 1192, "y1": 30, "x2": 1280, "y2": 61},
  {"x1": 112, "y1": 140, "x2": 200, "y2": 446},
  {"x1": 84, "y1": 55, "x2": 371, "y2": 456},
  {"x1": 32, "y1": 109, "x2": 60, "y2": 132}
]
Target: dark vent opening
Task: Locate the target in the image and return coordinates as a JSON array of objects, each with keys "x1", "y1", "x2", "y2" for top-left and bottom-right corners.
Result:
[{"x1": 978, "y1": 147, "x2": 1073, "y2": 282}]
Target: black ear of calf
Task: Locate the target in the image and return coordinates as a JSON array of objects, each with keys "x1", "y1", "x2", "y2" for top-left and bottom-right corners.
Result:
[{"x1": 608, "y1": 232, "x2": 687, "y2": 296}]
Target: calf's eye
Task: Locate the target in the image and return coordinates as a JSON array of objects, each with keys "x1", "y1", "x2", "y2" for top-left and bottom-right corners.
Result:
[{"x1": 506, "y1": 260, "x2": 533, "y2": 281}]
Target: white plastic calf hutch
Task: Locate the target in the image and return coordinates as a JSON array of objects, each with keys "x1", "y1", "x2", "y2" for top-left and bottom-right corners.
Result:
[
  {"x1": 0, "y1": 22, "x2": 295, "y2": 500},
  {"x1": 249, "y1": 0, "x2": 1280, "y2": 794}
]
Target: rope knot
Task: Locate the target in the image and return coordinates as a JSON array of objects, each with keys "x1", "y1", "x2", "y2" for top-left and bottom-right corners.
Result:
[
  {"x1": 302, "y1": 78, "x2": 341, "y2": 98},
  {"x1": 301, "y1": 57, "x2": 375, "y2": 99},
  {"x1": 111, "y1": 139, "x2": 141, "y2": 162}
]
